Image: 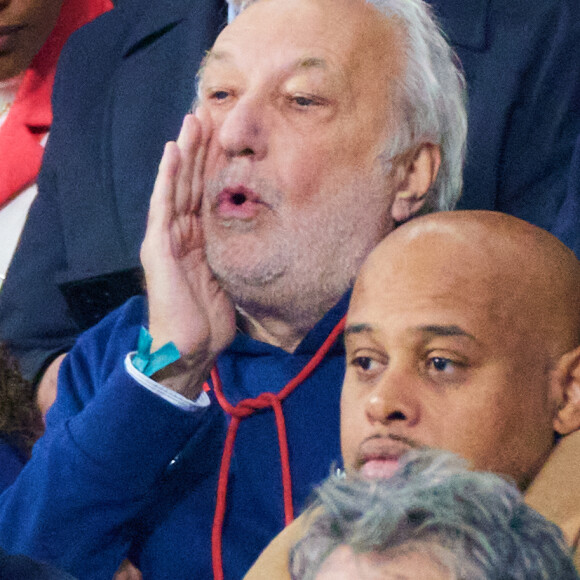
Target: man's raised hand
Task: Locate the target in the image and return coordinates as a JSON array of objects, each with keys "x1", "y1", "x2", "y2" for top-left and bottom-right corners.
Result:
[{"x1": 140, "y1": 112, "x2": 236, "y2": 399}]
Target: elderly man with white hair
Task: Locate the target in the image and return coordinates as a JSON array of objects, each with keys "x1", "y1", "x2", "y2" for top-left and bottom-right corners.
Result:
[{"x1": 0, "y1": 0, "x2": 465, "y2": 578}]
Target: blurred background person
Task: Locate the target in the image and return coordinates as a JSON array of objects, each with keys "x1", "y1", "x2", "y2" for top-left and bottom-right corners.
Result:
[
  {"x1": 0, "y1": 0, "x2": 225, "y2": 413},
  {"x1": 0, "y1": 0, "x2": 112, "y2": 288}
]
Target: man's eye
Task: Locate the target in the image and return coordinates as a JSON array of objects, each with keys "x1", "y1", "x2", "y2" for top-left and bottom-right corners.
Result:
[
  {"x1": 289, "y1": 94, "x2": 323, "y2": 108},
  {"x1": 429, "y1": 357, "x2": 453, "y2": 372},
  {"x1": 352, "y1": 356, "x2": 376, "y2": 371},
  {"x1": 210, "y1": 90, "x2": 230, "y2": 101},
  {"x1": 425, "y1": 356, "x2": 467, "y2": 383},
  {"x1": 293, "y1": 96, "x2": 315, "y2": 106}
]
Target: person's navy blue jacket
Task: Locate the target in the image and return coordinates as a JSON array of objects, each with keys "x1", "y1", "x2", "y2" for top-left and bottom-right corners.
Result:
[
  {"x1": 552, "y1": 133, "x2": 580, "y2": 259},
  {"x1": 1, "y1": 0, "x2": 580, "y2": 382},
  {"x1": 0, "y1": 0, "x2": 226, "y2": 380}
]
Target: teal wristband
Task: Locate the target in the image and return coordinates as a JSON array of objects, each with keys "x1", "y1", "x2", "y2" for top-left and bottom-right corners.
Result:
[{"x1": 132, "y1": 327, "x2": 181, "y2": 377}]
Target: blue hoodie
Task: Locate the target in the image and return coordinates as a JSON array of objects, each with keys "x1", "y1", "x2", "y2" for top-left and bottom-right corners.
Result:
[{"x1": 0, "y1": 294, "x2": 348, "y2": 579}]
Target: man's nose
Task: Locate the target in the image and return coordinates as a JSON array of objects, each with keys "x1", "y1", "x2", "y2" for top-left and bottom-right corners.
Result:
[
  {"x1": 364, "y1": 370, "x2": 420, "y2": 426},
  {"x1": 216, "y1": 96, "x2": 268, "y2": 160}
]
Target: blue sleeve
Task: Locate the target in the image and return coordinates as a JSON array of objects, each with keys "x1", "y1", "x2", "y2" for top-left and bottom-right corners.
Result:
[
  {"x1": 0, "y1": 442, "x2": 26, "y2": 493},
  {"x1": 0, "y1": 297, "x2": 218, "y2": 579}
]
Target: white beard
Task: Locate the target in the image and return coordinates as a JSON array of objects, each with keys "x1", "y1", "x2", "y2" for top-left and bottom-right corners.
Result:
[{"x1": 202, "y1": 167, "x2": 394, "y2": 328}]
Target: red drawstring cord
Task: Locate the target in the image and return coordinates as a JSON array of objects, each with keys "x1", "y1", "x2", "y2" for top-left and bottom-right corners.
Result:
[{"x1": 209, "y1": 315, "x2": 346, "y2": 580}]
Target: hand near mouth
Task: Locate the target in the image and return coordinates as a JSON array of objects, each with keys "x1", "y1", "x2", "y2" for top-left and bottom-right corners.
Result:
[{"x1": 140, "y1": 111, "x2": 236, "y2": 399}]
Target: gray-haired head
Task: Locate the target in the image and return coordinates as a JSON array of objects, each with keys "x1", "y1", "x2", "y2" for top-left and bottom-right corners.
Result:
[
  {"x1": 290, "y1": 449, "x2": 578, "y2": 580},
  {"x1": 201, "y1": 0, "x2": 466, "y2": 215},
  {"x1": 364, "y1": 0, "x2": 467, "y2": 213}
]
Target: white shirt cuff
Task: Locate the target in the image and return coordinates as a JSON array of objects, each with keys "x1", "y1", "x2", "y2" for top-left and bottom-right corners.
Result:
[{"x1": 125, "y1": 352, "x2": 210, "y2": 411}]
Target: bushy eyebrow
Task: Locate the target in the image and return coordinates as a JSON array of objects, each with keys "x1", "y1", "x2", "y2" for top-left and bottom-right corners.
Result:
[
  {"x1": 201, "y1": 49, "x2": 230, "y2": 68},
  {"x1": 418, "y1": 325, "x2": 476, "y2": 341},
  {"x1": 345, "y1": 323, "x2": 477, "y2": 341},
  {"x1": 197, "y1": 49, "x2": 229, "y2": 81},
  {"x1": 295, "y1": 57, "x2": 328, "y2": 71},
  {"x1": 344, "y1": 323, "x2": 373, "y2": 337}
]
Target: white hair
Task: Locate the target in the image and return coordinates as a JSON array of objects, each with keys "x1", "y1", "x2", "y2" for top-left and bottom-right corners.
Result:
[
  {"x1": 365, "y1": 0, "x2": 467, "y2": 213},
  {"x1": 204, "y1": 0, "x2": 467, "y2": 213}
]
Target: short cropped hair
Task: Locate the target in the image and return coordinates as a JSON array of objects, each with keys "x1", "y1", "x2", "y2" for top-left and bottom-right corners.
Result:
[
  {"x1": 197, "y1": 0, "x2": 466, "y2": 214},
  {"x1": 290, "y1": 450, "x2": 579, "y2": 580}
]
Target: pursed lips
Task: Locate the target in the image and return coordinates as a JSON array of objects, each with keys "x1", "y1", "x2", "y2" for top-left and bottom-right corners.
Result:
[
  {"x1": 213, "y1": 185, "x2": 269, "y2": 220},
  {"x1": 355, "y1": 434, "x2": 420, "y2": 479}
]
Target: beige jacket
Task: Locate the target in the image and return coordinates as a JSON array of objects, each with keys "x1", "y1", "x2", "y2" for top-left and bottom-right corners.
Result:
[{"x1": 245, "y1": 431, "x2": 580, "y2": 578}]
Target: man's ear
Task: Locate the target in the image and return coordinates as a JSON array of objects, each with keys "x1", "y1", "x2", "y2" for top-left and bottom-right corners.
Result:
[
  {"x1": 552, "y1": 346, "x2": 580, "y2": 435},
  {"x1": 391, "y1": 143, "x2": 441, "y2": 223}
]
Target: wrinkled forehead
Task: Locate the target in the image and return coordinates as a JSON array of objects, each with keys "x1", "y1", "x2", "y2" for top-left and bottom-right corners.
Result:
[{"x1": 202, "y1": 0, "x2": 404, "y2": 86}]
